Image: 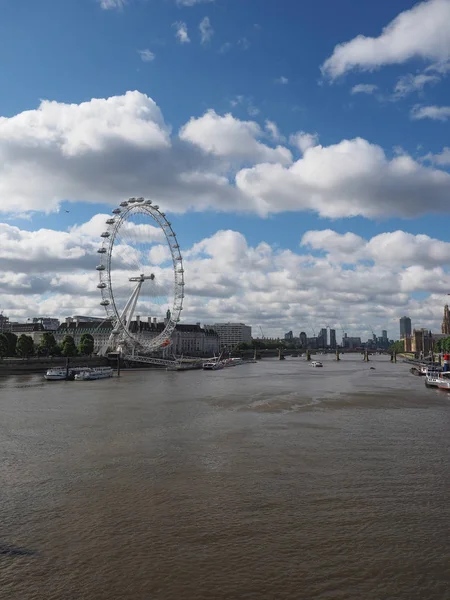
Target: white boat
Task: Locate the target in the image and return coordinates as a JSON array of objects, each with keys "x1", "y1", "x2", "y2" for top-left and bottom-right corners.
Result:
[
  {"x1": 44, "y1": 366, "x2": 89, "y2": 381},
  {"x1": 222, "y1": 358, "x2": 245, "y2": 368},
  {"x1": 425, "y1": 369, "x2": 450, "y2": 390},
  {"x1": 74, "y1": 367, "x2": 114, "y2": 381},
  {"x1": 203, "y1": 361, "x2": 224, "y2": 370},
  {"x1": 310, "y1": 361, "x2": 323, "y2": 368},
  {"x1": 166, "y1": 362, "x2": 202, "y2": 371}
]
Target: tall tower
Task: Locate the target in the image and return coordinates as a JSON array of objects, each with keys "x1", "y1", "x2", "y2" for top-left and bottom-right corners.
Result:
[
  {"x1": 399, "y1": 316, "x2": 411, "y2": 339},
  {"x1": 329, "y1": 329, "x2": 336, "y2": 349},
  {"x1": 442, "y1": 305, "x2": 450, "y2": 335}
]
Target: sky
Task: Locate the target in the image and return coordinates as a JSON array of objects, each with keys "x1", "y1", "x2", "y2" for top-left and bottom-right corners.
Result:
[{"x1": 1, "y1": 0, "x2": 450, "y2": 340}]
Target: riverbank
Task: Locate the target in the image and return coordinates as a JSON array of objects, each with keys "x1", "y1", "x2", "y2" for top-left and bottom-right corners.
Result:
[{"x1": 0, "y1": 356, "x2": 109, "y2": 376}]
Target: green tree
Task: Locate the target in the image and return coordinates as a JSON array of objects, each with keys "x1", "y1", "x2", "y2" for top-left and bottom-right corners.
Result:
[
  {"x1": 16, "y1": 334, "x2": 35, "y2": 358},
  {"x1": 79, "y1": 333, "x2": 94, "y2": 356},
  {"x1": 61, "y1": 335, "x2": 78, "y2": 357},
  {"x1": 1, "y1": 331, "x2": 17, "y2": 356},
  {"x1": 38, "y1": 332, "x2": 58, "y2": 356},
  {"x1": 0, "y1": 334, "x2": 8, "y2": 358},
  {"x1": 389, "y1": 340, "x2": 405, "y2": 354}
]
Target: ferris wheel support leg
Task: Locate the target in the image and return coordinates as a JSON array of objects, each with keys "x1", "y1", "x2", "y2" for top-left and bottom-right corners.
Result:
[
  {"x1": 118, "y1": 281, "x2": 141, "y2": 328},
  {"x1": 126, "y1": 280, "x2": 144, "y2": 334}
]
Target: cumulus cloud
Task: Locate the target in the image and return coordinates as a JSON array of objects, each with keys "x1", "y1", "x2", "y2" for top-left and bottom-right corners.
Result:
[
  {"x1": 173, "y1": 21, "x2": 190, "y2": 43},
  {"x1": 423, "y1": 147, "x2": 450, "y2": 165},
  {"x1": 275, "y1": 76, "x2": 289, "y2": 84},
  {"x1": 302, "y1": 228, "x2": 450, "y2": 269},
  {"x1": 289, "y1": 131, "x2": 319, "y2": 153},
  {"x1": 179, "y1": 110, "x2": 292, "y2": 164},
  {"x1": 199, "y1": 17, "x2": 214, "y2": 44},
  {"x1": 2, "y1": 91, "x2": 450, "y2": 219},
  {"x1": 322, "y1": 0, "x2": 450, "y2": 80},
  {"x1": 1, "y1": 221, "x2": 450, "y2": 338},
  {"x1": 411, "y1": 104, "x2": 450, "y2": 120},
  {"x1": 235, "y1": 138, "x2": 450, "y2": 218}
]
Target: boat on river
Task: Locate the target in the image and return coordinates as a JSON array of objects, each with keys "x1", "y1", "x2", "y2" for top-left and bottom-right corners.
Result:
[
  {"x1": 74, "y1": 367, "x2": 114, "y2": 381},
  {"x1": 44, "y1": 366, "x2": 89, "y2": 381},
  {"x1": 311, "y1": 361, "x2": 323, "y2": 368},
  {"x1": 166, "y1": 362, "x2": 202, "y2": 372},
  {"x1": 424, "y1": 368, "x2": 450, "y2": 390},
  {"x1": 203, "y1": 361, "x2": 224, "y2": 370}
]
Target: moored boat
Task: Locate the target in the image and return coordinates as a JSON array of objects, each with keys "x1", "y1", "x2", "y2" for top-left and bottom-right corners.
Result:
[
  {"x1": 166, "y1": 362, "x2": 202, "y2": 371},
  {"x1": 424, "y1": 368, "x2": 450, "y2": 390},
  {"x1": 74, "y1": 367, "x2": 114, "y2": 381},
  {"x1": 44, "y1": 366, "x2": 89, "y2": 381},
  {"x1": 222, "y1": 358, "x2": 245, "y2": 367},
  {"x1": 203, "y1": 361, "x2": 224, "y2": 370}
]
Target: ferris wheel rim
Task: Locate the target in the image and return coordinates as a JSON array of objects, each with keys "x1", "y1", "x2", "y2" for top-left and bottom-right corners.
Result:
[{"x1": 96, "y1": 199, "x2": 184, "y2": 352}]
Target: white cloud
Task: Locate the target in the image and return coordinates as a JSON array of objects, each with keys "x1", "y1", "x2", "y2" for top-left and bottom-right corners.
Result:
[
  {"x1": 275, "y1": 76, "x2": 289, "y2": 85},
  {"x1": 179, "y1": 110, "x2": 292, "y2": 164},
  {"x1": 322, "y1": 0, "x2": 450, "y2": 79},
  {"x1": 173, "y1": 21, "x2": 190, "y2": 43},
  {"x1": 138, "y1": 49, "x2": 156, "y2": 62},
  {"x1": 235, "y1": 138, "x2": 450, "y2": 218},
  {"x1": 199, "y1": 17, "x2": 214, "y2": 44},
  {"x1": 301, "y1": 230, "x2": 366, "y2": 260},
  {"x1": 176, "y1": 0, "x2": 214, "y2": 5},
  {"x1": 3, "y1": 91, "x2": 450, "y2": 220},
  {"x1": 394, "y1": 73, "x2": 440, "y2": 97},
  {"x1": 98, "y1": 0, "x2": 127, "y2": 9},
  {"x1": 351, "y1": 83, "x2": 378, "y2": 95},
  {"x1": 423, "y1": 147, "x2": 450, "y2": 165},
  {"x1": 289, "y1": 131, "x2": 319, "y2": 154},
  {"x1": 301, "y1": 228, "x2": 450, "y2": 270},
  {"x1": 425, "y1": 59, "x2": 450, "y2": 74},
  {"x1": 265, "y1": 120, "x2": 285, "y2": 143},
  {"x1": 2, "y1": 221, "x2": 450, "y2": 338},
  {"x1": 411, "y1": 104, "x2": 450, "y2": 120},
  {"x1": 149, "y1": 244, "x2": 172, "y2": 264}
]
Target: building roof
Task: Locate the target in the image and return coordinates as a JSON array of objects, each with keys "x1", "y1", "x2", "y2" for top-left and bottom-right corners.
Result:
[
  {"x1": 10, "y1": 323, "x2": 46, "y2": 332},
  {"x1": 58, "y1": 321, "x2": 114, "y2": 332}
]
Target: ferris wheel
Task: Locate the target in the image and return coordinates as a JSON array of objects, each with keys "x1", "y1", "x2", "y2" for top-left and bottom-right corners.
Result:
[{"x1": 96, "y1": 198, "x2": 184, "y2": 354}]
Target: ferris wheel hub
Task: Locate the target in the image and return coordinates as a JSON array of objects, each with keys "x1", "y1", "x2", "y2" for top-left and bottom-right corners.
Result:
[{"x1": 129, "y1": 273, "x2": 155, "y2": 282}]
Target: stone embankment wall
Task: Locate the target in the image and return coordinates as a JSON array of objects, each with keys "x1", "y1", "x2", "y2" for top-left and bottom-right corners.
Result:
[{"x1": 0, "y1": 356, "x2": 109, "y2": 376}]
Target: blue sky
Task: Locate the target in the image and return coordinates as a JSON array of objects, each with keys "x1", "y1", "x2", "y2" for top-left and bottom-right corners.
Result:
[{"x1": 1, "y1": 0, "x2": 450, "y2": 338}]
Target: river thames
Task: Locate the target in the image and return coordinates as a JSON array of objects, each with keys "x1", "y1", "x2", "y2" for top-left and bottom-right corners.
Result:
[{"x1": 1, "y1": 355, "x2": 450, "y2": 600}]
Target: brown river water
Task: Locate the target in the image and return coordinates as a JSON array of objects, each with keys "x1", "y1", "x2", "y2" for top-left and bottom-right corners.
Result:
[{"x1": 1, "y1": 355, "x2": 450, "y2": 600}]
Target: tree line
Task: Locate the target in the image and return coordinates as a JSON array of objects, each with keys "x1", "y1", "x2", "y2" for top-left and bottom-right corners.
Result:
[
  {"x1": 0, "y1": 332, "x2": 95, "y2": 359},
  {"x1": 433, "y1": 337, "x2": 450, "y2": 353},
  {"x1": 388, "y1": 337, "x2": 450, "y2": 355}
]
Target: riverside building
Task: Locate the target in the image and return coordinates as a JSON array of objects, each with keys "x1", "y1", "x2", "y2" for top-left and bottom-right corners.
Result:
[{"x1": 209, "y1": 322, "x2": 252, "y2": 350}]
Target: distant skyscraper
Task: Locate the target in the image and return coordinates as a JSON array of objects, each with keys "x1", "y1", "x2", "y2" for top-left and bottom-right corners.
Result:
[
  {"x1": 284, "y1": 330, "x2": 293, "y2": 340},
  {"x1": 299, "y1": 332, "x2": 307, "y2": 347},
  {"x1": 442, "y1": 305, "x2": 450, "y2": 335},
  {"x1": 382, "y1": 330, "x2": 388, "y2": 341},
  {"x1": 329, "y1": 329, "x2": 336, "y2": 349},
  {"x1": 400, "y1": 316, "x2": 412, "y2": 339},
  {"x1": 318, "y1": 327, "x2": 327, "y2": 348}
]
